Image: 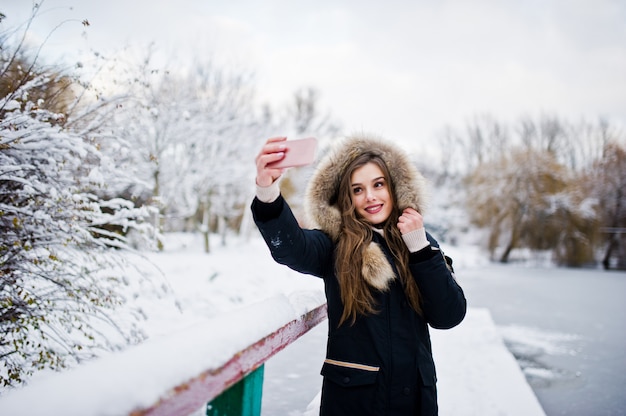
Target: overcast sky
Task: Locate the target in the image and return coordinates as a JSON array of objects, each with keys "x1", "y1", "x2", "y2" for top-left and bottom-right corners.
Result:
[{"x1": 3, "y1": 0, "x2": 626, "y2": 152}]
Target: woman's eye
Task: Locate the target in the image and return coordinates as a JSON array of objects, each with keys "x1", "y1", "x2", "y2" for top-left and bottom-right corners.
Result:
[
  {"x1": 352, "y1": 187, "x2": 362, "y2": 194},
  {"x1": 374, "y1": 181, "x2": 384, "y2": 188}
]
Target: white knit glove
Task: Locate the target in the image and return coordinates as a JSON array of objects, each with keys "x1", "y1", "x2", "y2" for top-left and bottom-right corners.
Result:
[
  {"x1": 255, "y1": 180, "x2": 280, "y2": 203},
  {"x1": 401, "y1": 227, "x2": 430, "y2": 253}
]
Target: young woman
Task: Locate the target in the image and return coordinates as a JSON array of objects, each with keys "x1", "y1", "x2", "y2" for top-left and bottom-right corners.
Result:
[{"x1": 252, "y1": 134, "x2": 466, "y2": 416}]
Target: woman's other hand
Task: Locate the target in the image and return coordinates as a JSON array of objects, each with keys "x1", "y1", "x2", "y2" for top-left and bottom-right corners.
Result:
[
  {"x1": 397, "y1": 208, "x2": 424, "y2": 235},
  {"x1": 255, "y1": 136, "x2": 287, "y2": 187}
]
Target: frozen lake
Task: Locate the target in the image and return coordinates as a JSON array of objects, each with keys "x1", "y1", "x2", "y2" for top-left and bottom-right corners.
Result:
[{"x1": 461, "y1": 264, "x2": 626, "y2": 416}]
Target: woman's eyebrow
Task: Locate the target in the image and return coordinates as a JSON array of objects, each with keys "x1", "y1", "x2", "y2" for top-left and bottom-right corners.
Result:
[{"x1": 351, "y1": 176, "x2": 385, "y2": 187}]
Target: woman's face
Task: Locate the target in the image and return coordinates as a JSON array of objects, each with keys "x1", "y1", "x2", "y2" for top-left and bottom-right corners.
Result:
[{"x1": 350, "y1": 162, "x2": 393, "y2": 226}]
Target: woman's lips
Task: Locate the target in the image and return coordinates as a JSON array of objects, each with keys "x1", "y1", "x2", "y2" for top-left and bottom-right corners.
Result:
[{"x1": 365, "y1": 204, "x2": 383, "y2": 214}]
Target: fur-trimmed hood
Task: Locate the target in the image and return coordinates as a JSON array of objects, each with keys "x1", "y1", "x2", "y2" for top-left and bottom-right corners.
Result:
[
  {"x1": 304, "y1": 134, "x2": 429, "y2": 290},
  {"x1": 305, "y1": 134, "x2": 428, "y2": 239}
]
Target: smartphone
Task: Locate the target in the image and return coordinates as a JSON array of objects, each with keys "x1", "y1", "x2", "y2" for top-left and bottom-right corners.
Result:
[{"x1": 268, "y1": 137, "x2": 318, "y2": 168}]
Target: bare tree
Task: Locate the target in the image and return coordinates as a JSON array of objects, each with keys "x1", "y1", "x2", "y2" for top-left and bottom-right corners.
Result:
[
  {"x1": 589, "y1": 141, "x2": 626, "y2": 269},
  {"x1": 462, "y1": 114, "x2": 510, "y2": 172},
  {"x1": 288, "y1": 86, "x2": 341, "y2": 138}
]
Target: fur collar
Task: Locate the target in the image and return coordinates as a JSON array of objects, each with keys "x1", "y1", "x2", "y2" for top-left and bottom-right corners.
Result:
[{"x1": 304, "y1": 133, "x2": 429, "y2": 289}]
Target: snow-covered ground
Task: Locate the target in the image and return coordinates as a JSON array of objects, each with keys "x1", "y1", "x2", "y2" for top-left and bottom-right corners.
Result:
[{"x1": 0, "y1": 233, "x2": 545, "y2": 415}]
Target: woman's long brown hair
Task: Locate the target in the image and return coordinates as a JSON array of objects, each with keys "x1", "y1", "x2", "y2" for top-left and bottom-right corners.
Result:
[{"x1": 335, "y1": 152, "x2": 423, "y2": 326}]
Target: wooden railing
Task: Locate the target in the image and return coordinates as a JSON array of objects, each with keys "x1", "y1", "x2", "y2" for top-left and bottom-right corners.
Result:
[
  {"x1": 134, "y1": 303, "x2": 328, "y2": 416},
  {"x1": 0, "y1": 295, "x2": 327, "y2": 416}
]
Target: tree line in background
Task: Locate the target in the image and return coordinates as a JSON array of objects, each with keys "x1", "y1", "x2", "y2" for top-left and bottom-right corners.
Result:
[
  {"x1": 432, "y1": 114, "x2": 626, "y2": 268},
  {"x1": 1, "y1": 4, "x2": 625, "y2": 389}
]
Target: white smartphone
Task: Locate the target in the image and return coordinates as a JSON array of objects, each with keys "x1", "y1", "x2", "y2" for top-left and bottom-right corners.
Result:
[{"x1": 268, "y1": 137, "x2": 318, "y2": 168}]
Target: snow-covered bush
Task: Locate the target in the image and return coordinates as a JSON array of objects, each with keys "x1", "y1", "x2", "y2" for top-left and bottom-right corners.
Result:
[{"x1": 0, "y1": 32, "x2": 160, "y2": 387}]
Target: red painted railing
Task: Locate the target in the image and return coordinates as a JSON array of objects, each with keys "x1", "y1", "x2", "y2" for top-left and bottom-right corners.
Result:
[
  {"x1": 0, "y1": 296, "x2": 327, "y2": 416},
  {"x1": 131, "y1": 302, "x2": 328, "y2": 416}
]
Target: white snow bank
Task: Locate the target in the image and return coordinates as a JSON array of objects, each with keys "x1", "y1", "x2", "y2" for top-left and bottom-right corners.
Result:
[
  {"x1": 431, "y1": 308, "x2": 546, "y2": 416},
  {"x1": 0, "y1": 291, "x2": 326, "y2": 416}
]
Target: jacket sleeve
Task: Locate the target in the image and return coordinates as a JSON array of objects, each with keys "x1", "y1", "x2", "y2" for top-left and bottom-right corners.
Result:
[
  {"x1": 409, "y1": 233, "x2": 467, "y2": 329},
  {"x1": 251, "y1": 195, "x2": 334, "y2": 278}
]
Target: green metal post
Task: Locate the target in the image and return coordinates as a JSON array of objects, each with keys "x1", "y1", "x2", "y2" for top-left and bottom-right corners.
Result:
[{"x1": 206, "y1": 364, "x2": 265, "y2": 416}]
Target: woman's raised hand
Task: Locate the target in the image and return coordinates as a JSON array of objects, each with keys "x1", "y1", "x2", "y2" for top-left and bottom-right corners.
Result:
[
  {"x1": 397, "y1": 208, "x2": 424, "y2": 235},
  {"x1": 255, "y1": 137, "x2": 288, "y2": 187}
]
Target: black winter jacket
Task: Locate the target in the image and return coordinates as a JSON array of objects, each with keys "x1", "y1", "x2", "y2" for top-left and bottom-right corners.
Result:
[{"x1": 252, "y1": 195, "x2": 466, "y2": 416}]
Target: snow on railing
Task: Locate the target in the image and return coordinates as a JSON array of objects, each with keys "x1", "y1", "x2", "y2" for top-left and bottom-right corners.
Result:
[{"x1": 0, "y1": 291, "x2": 328, "y2": 416}]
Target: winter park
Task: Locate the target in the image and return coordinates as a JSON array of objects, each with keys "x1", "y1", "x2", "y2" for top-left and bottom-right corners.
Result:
[{"x1": 2, "y1": 2, "x2": 626, "y2": 415}]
